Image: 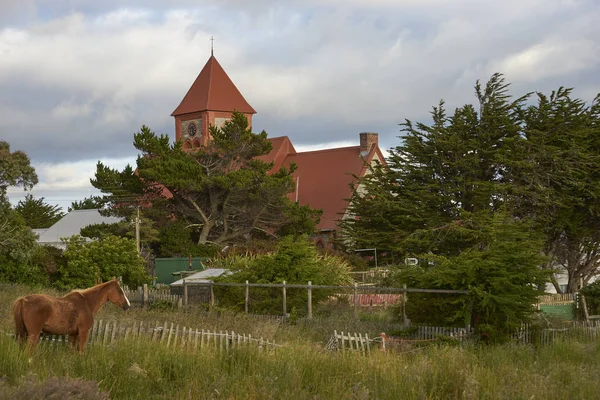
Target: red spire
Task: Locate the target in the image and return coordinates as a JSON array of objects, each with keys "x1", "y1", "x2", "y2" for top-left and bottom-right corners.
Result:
[{"x1": 171, "y1": 55, "x2": 256, "y2": 116}]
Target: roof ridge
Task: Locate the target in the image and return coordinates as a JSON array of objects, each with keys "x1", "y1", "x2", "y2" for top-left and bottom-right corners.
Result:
[
  {"x1": 292, "y1": 146, "x2": 360, "y2": 156},
  {"x1": 171, "y1": 55, "x2": 256, "y2": 116},
  {"x1": 205, "y1": 55, "x2": 215, "y2": 111}
]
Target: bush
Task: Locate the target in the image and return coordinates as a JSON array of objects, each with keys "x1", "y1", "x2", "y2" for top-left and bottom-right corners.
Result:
[
  {"x1": 213, "y1": 235, "x2": 353, "y2": 315},
  {"x1": 57, "y1": 235, "x2": 150, "y2": 289},
  {"x1": 580, "y1": 282, "x2": 600, "y2": 316},
  {"x1": 0, "y1": 255, "x2": 48, "y2": 286},
  {"x1": 386, "y1": 213, "x2": 550, "y2": 343}
]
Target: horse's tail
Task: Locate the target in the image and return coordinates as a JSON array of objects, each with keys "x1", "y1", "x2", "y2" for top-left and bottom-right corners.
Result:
[{"x1": 12, "y1": 297, "x2": 27, "y2": 342}]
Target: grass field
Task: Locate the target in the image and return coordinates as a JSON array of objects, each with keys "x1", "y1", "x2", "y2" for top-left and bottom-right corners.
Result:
[{"x1": 1, "y1": 284, "x2": 600, "y2": 399}]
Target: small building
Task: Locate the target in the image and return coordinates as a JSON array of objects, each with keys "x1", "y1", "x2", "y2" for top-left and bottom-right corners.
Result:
[
  {"x1": 34, "y1": 209, "x2": 123, "y2": 249},
  {"x1": 170, "y1": 268, "x2": 230, "y2": 304}
]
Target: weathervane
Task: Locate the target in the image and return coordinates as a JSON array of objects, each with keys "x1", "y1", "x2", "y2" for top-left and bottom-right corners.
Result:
[{"x1": 210, "y1": 36, "x2": 215, "y2": 56}]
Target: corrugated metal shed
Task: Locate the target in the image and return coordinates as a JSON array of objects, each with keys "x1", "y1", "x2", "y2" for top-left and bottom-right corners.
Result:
[
  {"x1": 170, "y1": 268, "x2": 229, "y2": 286},
  {"x1": 36, "y1": 209, "x2": 123, "y2": 249}
]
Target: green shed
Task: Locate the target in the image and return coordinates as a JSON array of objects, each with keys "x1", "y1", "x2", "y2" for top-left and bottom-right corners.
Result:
[
  {"x1": 155, "y1": 257, "x2": 208, "y2": 284},
  {"x1": 539, "y1": 304, "x2": 575, "y2": 320}
]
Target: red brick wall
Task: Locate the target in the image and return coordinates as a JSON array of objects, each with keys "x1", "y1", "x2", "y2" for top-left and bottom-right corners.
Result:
[{"x1": 175, "y1": 111, "x2": 253, "y2": 147}]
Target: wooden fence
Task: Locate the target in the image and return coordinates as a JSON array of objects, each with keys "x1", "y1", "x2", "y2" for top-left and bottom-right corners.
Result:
[
  {"x1": 124, "y1": 286, "x2": 182, "y2": 308},
  {"x1": 184, "y1": 281, "x2": 468, "y2": 323},
  {"x1": 36, "y1": 319, "x2": 279, "y2": 351},
  {"x1": 537, "y1": 293, "x2": 576, "y2": 305},
  {"x1": 513, "y1": 320, "x2": 600, "y2": 345},
  {"x1": 327, "y1": 326, "x2": 474, "y2": 355},
  {"x1": 328, "y1": 321, "x2": 600, "y2": 355}
]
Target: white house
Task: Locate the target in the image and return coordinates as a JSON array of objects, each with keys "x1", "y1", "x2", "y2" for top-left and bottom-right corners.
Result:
[{"x1": 34, "y1": 209, "x2": 123, "y2": 249}]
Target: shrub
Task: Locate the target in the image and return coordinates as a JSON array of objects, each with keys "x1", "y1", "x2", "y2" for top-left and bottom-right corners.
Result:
[
  {"x1": 386, "y1": 213, "x2": 550, "y2": 343},
  {"x1": 580, "y1": 282, "x2": 600, "y2": 316},
  {"x1": 213, "y1": 235, "x2": 353, "y2": 315},
  {"x1": 57, "y1": 235, "x2": 150, "y2": 289}
]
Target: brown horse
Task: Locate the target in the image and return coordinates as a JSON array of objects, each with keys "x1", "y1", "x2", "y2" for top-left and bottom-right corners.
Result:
[{"x1": 12, "y1": 277, "x2": 131, "y2": 353}]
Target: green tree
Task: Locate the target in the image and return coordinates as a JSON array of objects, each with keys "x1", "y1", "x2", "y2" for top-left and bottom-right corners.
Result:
[
  {"x1": 68, "y1": 195, "x2": 105, "y2": 211},
  {"x1": 387, "y1": 212, "x2": 549, "y2": 342},
  {"x1": 157, "y1": 220, "x2": 218, "y2": 258},
  {"x1": 342, "y1": 74, "x2": 564, "y2": 337},
  {"x1": 0, "y1": 199, "x2": 45, "y2": 284},
  {"x1": 15, "y1": 194, "x2": 65, "y2": 228},
  {"x1": 344, "y1": 75, "x2": 600, "y2": 293},
  {"x1": 58, "y1": 235, "x2": 150, "y2": 289},
  {"x1": 0, "y1": 141, "x2": 44, "y2": 284},
  {"x1": 515, "y1": 89, "x2": 600, "y2": 292},
  {"x1": 213, "y1": 235, "x2": 353, "y2": 315},
  {"x1": 343, "y1": 74, "x2": 529, "y2": 257},
  {"x1": 92, "y1": 112, "x2": 318, "y2": 248},
  {"x1": 0, "y1": 141, "x2": 38, "y2": 196}
]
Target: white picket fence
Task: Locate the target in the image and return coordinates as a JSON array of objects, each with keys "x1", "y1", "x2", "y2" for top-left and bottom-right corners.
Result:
[
  {"x1": 327, "y1": 325, "x2": 473, "y2": 355},
  {"x1": 513, "y1": 320, "x2": 600, "y2": 345},
  {"x1": 37, "y1": 319, "x2": 280, "y2": 351},
  {"x1": 123, "y1": 288, "x2": 182, "y2": 307}
]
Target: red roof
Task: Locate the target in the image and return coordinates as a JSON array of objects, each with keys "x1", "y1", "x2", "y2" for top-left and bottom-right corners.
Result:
[
  {"x1": 171, "y1": 55, "x2": 256, "y2": 116},
  {"x1": 262, "y1": 138, "x2": 384, "y2": 231},
  {"x1": 256, "y1": 136, "x2": 297, "y2": 172}
]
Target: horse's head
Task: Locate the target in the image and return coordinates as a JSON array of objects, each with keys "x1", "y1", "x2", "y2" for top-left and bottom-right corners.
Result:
[{"x1": 107, "y1": 277, "x2": 131, "y2": 311}]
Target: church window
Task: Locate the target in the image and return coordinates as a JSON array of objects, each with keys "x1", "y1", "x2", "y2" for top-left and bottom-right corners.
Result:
[{"x1": 187, "y1": 122, "x2": 198, "y2": 136}]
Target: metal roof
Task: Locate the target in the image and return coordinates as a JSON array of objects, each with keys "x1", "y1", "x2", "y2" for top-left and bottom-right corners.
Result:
[
  {"x1": 36, "y1": 209, "x2": 124, "y2": 245},
  {"x1": 170, "y1": 268, "x2": 230, "y2": 286}
]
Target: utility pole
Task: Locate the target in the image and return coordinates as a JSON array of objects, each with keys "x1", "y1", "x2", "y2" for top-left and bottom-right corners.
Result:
[{"x1": 135, "y1": 207, "x2": 141, "y2": 254}]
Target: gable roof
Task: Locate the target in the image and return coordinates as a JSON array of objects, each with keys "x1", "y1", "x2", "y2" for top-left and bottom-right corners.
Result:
[
  {"x1": 35, "y1": 209, "x2": 124, "y2": 246},
  {"x1": 256, "y1": 136, "x2": 297, "y2": 172},
  {"x1": 171, "y1": 55, "x2": 256, "y2": 116},
  {"x1": 257, "y1": 135, "x2": 386, "y2": 232},
  {"x1": 284, "y1": 146, "x2": 368, "y2": 231}
]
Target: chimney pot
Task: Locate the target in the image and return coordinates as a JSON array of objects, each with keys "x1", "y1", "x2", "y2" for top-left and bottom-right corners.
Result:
[{"x1": 360, "y1": 132, "x2": 378, "y2": 154}]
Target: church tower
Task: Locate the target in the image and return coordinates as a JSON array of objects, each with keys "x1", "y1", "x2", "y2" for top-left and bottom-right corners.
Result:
[{"x1": 171, "y1": 54, "x2": 256, "y2": 149}]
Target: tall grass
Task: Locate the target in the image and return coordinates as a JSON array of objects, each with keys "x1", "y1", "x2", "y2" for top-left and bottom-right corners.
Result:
[
  {"x1": 2, "y1": 334, "x2": 600, "y2": 399},
  {"x1": 3, "y1": 284, "x2": 600, "y2": 399}
]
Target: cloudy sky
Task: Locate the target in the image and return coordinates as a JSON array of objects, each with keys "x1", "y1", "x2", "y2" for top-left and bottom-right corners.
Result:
[{"x1": 3, "y1": 0, "x2": 600, "y2": 210}]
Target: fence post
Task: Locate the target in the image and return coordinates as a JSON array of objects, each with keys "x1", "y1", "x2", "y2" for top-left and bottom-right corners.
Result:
[
  {"x1": 354, "y1": 282, "x2": 359, "y2": 320},
  {"x1": 402, "y1": 284, "x2": 408, "y2": 326},
  {"x1": 282, "y1": 281, "x2": 287, "y2": 318},
  {"x1": 245, "y1": 280, "x2": 249, "y2": 314},
  {"x1": 467, "y1": 298, "x2": 474, "y2": 331},
  {"x1": 379, "y1": 332, "x2": 386, "y2": 352},
  {"x1": 210, "y1": 283, "x2": 215, "y2": 307},
  {"x1": 142, "y1": 284, "x2": 149, "y2": 308},
  {"x1": 581, "y1": 294, "x2": 591, "y2": 321},
  {"x1": 307, "y1": 281, "x2": 312, "y2": 320},
  {"x1": 183, "y1": 280, "x2": 188, "y2": 306}
]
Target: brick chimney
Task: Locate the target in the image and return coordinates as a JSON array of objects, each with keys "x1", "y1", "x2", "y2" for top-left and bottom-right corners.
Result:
[{"x1": 360, "y1": 132, "x2": 378, "y2": 155}]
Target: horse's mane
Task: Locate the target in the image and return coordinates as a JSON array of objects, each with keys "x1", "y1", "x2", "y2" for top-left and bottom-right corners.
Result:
[{"x1": 76, "y1": 280, "x2": 115, "y2": 295}]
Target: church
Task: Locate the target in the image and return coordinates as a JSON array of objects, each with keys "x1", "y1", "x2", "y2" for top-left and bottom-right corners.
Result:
[{"x1": 171, "y1": 53, "x2": 386, "y2": 248}]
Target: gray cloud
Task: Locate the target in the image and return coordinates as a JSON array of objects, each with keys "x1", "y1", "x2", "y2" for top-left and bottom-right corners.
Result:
[{"x1": 0, "y1": 0, "x2": 599, "y2": 167}]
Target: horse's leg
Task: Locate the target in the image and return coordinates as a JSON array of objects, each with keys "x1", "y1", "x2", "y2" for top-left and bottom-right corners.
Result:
[
  {"x1": 69, "y1": 334, "x2": 78, "y2": 353},
  {"x1": 26, "y1": 331, "x2": 41, "y2": 354},
  {"x1": 23, "y1": 314, "x2": 43, "y2": 354},
  {"x1": 77, "y1": 329, "x2": 90, "y2": 354}
]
